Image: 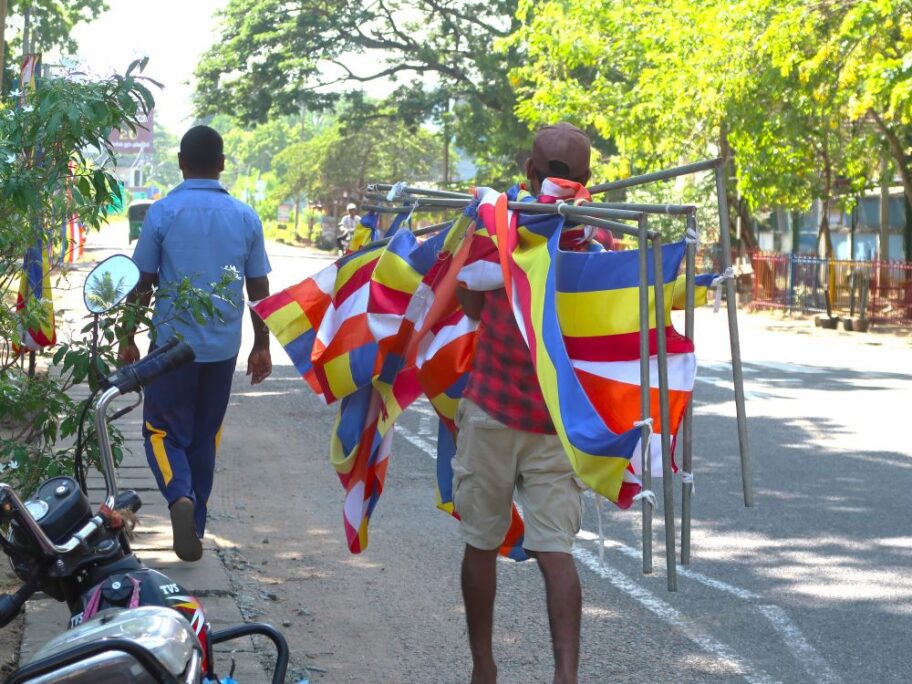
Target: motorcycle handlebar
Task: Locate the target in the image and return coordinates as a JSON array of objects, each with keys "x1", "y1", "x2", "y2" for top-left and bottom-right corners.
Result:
[
  {"x1": 0, "y1": 578, "x2": 38, "y2": 628},
  {"x1": 104, "y1": 337, "x2": 195, "y2": 394},
  {"x1": 0, "y1": 340, "x2": 195, "y2": 560}
]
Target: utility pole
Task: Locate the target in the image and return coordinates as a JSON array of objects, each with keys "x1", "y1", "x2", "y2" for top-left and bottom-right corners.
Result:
[{"x1": 22, "y1": 2, "x2": 30, "y2": 56}]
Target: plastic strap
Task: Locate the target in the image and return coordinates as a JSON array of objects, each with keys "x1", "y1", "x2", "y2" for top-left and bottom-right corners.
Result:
[
  {"x1": 386, "y1": 181, "x2": 406, "y2": 202},
  {"x1": 127, "y1": 575, "x2": 143, "y2": 609},
  {"x1": 680, "y1": 470, "x2": 695, "y2": 495},
  {"x1": 632, "y1": 489, "x2": 657, "y2": 508},
  {"x1": 80, "y1": 583, "x2": 104, "y2": 621},
  {"x1": 711, "y1": 267, "x2": 735, "y2": 312}
]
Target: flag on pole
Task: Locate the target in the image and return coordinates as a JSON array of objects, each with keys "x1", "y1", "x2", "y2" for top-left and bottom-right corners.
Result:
[
  {"x1": 14, "y1": 239, "x2": 57, "y2": 353},
  {"x1": 14, "y1": 54, "x2": 56, "y2": 354},
  {"x1": 474, "y1": 187, "x2": 697, "y2": 507}
]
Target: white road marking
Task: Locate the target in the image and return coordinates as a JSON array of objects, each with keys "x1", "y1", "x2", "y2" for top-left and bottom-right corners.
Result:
[
  {"x1": 396, "y1": 426, "x2": 438, "y2": 460},
  {"x1": 576, "y1": 531, "x2": 842, "y2": 684},
  {"x1": 755, "y1": 604, "x2": 843, "y2": 684},
  {"x1": 573, "y1": 547, "x2": 780, "y2": 684}
]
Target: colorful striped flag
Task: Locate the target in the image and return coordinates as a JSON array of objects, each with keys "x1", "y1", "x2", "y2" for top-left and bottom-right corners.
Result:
[
  {"x1": 14, "y1": 238, "x2": 57, "y2": 353},
  {"x1": 251, "y1": 260, "x2": 338, "y2": 397},
  {"x1": 474, "y1": 187, "x2": 697, "y2": 507},
  {"x1": 672, "y1": 272, "x2": 716, "y2": 310},
  {"x1": 348, "y1": 211, "x2": 379, "y2": 253}
]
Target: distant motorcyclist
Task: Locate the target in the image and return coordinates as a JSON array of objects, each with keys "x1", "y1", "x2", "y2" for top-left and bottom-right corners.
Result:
[{"x1": 337, "y1": 203, "x2": 360, "y2": 254}]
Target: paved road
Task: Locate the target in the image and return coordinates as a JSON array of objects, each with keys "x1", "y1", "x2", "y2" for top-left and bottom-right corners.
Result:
[
  {"x1": 72, "y1": 226, "x2": 912, "y2": 682},
  {"x1": 256, "y1": 242, "x2": 911, "y2": 683}
]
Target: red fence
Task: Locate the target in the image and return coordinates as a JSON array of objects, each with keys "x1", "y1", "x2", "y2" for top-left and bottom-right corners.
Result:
[{"x1": 749, "y1": 252, "x2": 912, "y2": 325}]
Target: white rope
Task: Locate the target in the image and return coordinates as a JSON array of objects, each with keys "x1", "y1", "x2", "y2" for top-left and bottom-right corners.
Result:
[
  {"x1": 679, "y1": 470, "x2": 695, "y2": 495},
  {"x1": 404, "y1": 202, "x2": 417, "y2": 228},
  {"x1": 555, "y1": 199, "x2": 569, "y2": 216},
  {"x1": 633, "y1": 416, "x2": 654, "y2": 480},
  {"x1": 632, "y1": 489, "x2": 657, "y2": 508},
  {"x1": 685, "y1": 225, "x2": 699, "y2": 245},
  {"x1": 710, "y1": 267, "x2": 735, "y2": 313},
  {"x1": 386, "y1": 181, "x2": 407, "y2": 202}
]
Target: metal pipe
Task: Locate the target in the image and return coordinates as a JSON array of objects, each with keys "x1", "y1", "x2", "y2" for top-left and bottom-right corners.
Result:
[
  {"x1": 517, "y1": 201, "x2": 643, "y2": 220},
  {"x1": 637, "y1": 216, "x2": 653, "y2": 575},
  {"x1": 651, "y1": 233, "x2": 678, "y2": 591},
  {"x1": 362, "y1": 204, "x2": 427, "y2": 214},
  {"x1": 353, "y1": 219, "x2": 454, "y2": 252},
  {"x1": 368, "y1": 183, "x2": 472, "y2": 199},
  {"x1": 681, "y1": 212, "x2": 697, "y2": 565},
  {"x1": 94, "y1": 386, "x2": 121, "y2": 509},
  {"x1": 589, "y1": 158, "x2": 724, "y2": 195},
  {"x1": 587, "y1": 202, "x2": 696, "y2": 215},
  {"x1": 569, "y1": 213, "x2": 643, "y2": 237},
  {"x1": 367, "y1": 195, "x2": 648, "y2": 222},
  {"x1": 714, "y1": 163, "x2": 754, "y2": 507}
]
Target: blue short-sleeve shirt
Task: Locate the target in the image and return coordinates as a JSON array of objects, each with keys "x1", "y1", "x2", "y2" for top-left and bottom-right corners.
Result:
[{"x1": 132, "y1": 179, "x2": 271, "y2": 362}]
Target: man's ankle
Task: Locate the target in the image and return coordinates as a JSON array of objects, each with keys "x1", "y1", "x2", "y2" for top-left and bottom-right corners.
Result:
[{"x1": 470, "y1": 662, "x2": 497, "y2": 684}]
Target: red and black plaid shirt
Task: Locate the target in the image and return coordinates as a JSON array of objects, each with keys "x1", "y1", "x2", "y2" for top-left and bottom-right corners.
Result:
[{"x1": 463, "y1": 286, "x2": 556, "y2": 434}]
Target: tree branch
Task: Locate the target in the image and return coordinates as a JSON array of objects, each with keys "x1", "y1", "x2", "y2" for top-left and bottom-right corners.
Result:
[{"x1": 869, "y1": 108, "x2": 912, "y2": 210}]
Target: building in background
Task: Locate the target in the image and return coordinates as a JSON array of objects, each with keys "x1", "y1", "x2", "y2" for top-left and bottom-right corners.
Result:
[
  {"x1": 109, "y1": 109, "x2": 154, "y2": 199},
  {"x1": 754, "y1": 189, "x2": 910, "y2": 261}
]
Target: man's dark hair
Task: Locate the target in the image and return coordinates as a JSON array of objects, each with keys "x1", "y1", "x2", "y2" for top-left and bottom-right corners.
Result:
[{"x1": 179, "y1": 125, "x2": 224, "y2": 174}]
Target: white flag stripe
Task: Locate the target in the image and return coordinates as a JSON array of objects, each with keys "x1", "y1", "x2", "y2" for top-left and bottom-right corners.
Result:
[{"x1": 571, "y1": 354, "x2": 697, "y2": 393}]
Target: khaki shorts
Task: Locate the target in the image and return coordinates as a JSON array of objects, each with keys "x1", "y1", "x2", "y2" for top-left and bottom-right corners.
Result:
[{"x1": 452, "y1": 399, "x2": 584, "y2": 554}]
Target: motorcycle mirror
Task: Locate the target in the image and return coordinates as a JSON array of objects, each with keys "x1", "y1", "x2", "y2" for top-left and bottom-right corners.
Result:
[{"x1": 83, "y1": 255, "x2": 141, "y2": 314}]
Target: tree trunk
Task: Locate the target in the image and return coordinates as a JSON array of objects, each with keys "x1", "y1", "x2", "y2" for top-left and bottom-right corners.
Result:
[
  {"x1": 870, "y1": 110, "x2": 912, "y2": 213},
  {"x1": 720, "y1": 125, "x2": 758, "y2": 253},
  {"x1": 880, "y1": 152, "x2": 891, "y2": 261},
  {"x1": 791, "y1": 210, "x2": 801, "y2": 256}
]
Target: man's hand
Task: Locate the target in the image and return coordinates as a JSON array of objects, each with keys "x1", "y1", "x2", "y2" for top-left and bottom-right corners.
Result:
[
  {"x1": 118, "y1": 341, "x2": 141, "y2": 366},
  {"x1": 247, "y1": 347, "x2": 272, "y2": 385}
]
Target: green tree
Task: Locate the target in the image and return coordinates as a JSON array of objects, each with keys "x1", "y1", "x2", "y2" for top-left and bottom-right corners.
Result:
[
  {"x1": 507, "y1": 0, "x2": 909, "y2": 254},
  {"x1": 193, "y1": 0, "x2": 529, "y2": 187},
  {"x1": 146, "y1": 124, "x2": 181, "y2": 191},
  {"x1": 0, "y1": 59, "x2": 151, "y2": 490},
  {"x1": 1, "y1": 0, "x2": 108, "y2": 91},
  {"x1": 272, "y1": 111, "x2": 440, "y2": 215}
]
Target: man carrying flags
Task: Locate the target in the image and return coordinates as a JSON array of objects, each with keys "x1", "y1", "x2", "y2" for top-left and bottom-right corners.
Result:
[{"x1": 454, "y1": 122, "x2": 592, "y2": 684}]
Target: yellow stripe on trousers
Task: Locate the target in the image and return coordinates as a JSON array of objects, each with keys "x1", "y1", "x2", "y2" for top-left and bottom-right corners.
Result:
[{"x1": 145, "y1": 421, "x2": 173, "y2": 486}]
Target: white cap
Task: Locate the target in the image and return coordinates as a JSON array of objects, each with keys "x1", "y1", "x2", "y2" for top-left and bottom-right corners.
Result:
[{"x1": 346, "y1": 203, "x2": 357, "y2": 211}]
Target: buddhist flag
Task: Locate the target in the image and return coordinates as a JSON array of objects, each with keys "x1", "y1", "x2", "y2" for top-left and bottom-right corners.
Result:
[
  {"x1": 475, "y1": 187, "x2": 697, "y2": 507},
  {"x1": 14, "y1": 239, "x2": 56, "y2": 354}
]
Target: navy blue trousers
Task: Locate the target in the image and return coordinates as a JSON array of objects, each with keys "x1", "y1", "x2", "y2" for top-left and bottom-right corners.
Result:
[{"x1": 142, "y1": 355, "x2": 237, "y2": 536}]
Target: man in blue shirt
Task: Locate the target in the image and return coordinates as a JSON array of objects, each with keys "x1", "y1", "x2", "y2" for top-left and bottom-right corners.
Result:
[{"x1": 120, "y1": 125, "x2": 272, "y2": 561}]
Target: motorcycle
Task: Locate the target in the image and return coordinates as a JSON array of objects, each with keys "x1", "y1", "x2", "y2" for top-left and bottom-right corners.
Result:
[
  {"x1": 1, "y1": 255, "x2": 289, "y2": 683},
  {"x1": 336, "y1": 227, "x2": 353, "y2": 256}
]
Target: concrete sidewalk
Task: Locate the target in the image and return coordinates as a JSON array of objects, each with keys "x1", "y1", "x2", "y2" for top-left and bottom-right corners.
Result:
[{"x1": 16, "y1": 400, "x2": 271, "y2": 681}]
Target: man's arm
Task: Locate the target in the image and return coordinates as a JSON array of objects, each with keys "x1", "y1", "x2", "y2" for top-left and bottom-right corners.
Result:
[
  {"x1": 117, "y1": 272, "x2": 158, "y2": 364},
  {"x1": 245, "y1": 275, "x2": 272, "y2": 384}
]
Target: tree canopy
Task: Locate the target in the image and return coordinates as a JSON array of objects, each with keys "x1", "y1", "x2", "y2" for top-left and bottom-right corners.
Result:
[
  {"x1": 508, "y1": 0, "x2": 911, "y2": 218},
  {"x1": 193, "y1": 0, "x2": 529, "y2": 186}
]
